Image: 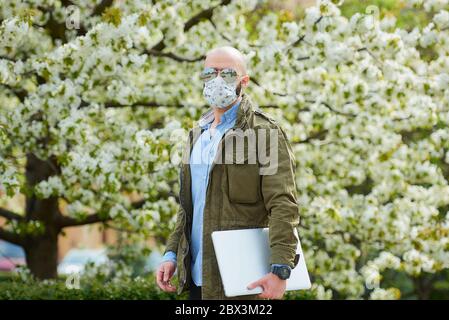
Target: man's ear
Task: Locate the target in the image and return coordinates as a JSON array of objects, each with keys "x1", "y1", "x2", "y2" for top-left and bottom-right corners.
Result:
[
  {"x1": 241, "y1": 74, "x2": 250, "y2": 88},
  {"x1": 240, "y1": 75, "x2": 249, "y2": 90}
]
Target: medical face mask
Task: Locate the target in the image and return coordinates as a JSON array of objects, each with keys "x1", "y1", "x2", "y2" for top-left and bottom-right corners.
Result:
[{"x1": 202, "y1": 75, "x2": 241, "y2": 109}]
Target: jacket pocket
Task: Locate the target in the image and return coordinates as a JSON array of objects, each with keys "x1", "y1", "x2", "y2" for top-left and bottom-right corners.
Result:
[{"x1": 227, "y1": 163, "x2": 260, "y2": 204}]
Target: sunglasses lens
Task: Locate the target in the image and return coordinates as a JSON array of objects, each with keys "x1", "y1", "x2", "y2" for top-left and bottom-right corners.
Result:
[
  {"x1": 220, "y1": 68, "x2": 238, "y2": 83},
  {"x1": 200, "y1": 68, "x2": 217, "y2": 82}
]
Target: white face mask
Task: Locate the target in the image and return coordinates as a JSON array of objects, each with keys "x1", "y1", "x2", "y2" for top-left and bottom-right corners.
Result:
[{"x1": 203, "y1": 75, "x2": 240, "y2": 109}]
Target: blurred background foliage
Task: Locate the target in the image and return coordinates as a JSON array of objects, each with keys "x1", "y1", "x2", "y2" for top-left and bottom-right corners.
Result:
[
  {"x1": 245, "y1": 0, "x2": 437, "y2": 62},
  {"x1": 264, "y1": 0, "x2": 431, "y2": 30}
]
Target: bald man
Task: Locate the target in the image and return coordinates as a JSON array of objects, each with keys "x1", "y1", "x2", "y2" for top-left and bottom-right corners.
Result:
[{"x1": 156, "y1": 46, "x2": 300, "y2": 300}]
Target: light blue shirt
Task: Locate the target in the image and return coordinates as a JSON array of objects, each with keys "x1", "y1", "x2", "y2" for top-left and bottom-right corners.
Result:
[
  {"x1": 189, "y1": 99, "x2": 241, "y2": 286},
  {"x1": 162, "y1": 99, "x2": 240, "y2": 287},
  {"x1": 162, "y1": 98, "x2": 290, "y2": 285}
]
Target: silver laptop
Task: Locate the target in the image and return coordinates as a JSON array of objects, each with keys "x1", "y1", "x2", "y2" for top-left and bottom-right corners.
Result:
[{"x1": 211, "y1": 227, "x2": 311, "y2": 297}]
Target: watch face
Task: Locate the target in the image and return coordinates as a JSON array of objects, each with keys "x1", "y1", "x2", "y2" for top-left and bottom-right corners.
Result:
[
  {"x1": 273, "y1": 266, "x2": 290, "y2": 279},
  {"x1": 281, "y1": 268, "x2": 290, "y2": 279}
]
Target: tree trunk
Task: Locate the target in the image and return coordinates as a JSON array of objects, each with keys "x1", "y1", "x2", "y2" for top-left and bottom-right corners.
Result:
[
  {"x1": 24, "y1": 231, "x2": 59, "y2": 279},
  {"x1": 24, "y1": 153, "x2": 62, "y2": 279},
  {"x1": 413, "y1": 275, "x2": 435, "y2": 300}
]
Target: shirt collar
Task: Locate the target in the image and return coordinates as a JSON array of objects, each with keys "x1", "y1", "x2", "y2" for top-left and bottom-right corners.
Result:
[
  {"x1": 199, "y1": 98, "x2": 241, "y2": 129},
  {"x1": 221, "y1": 99, "x2": 241, "y2": 125}
]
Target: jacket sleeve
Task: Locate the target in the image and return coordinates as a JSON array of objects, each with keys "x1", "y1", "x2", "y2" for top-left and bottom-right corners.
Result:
[
  {"x1": 260, "y1": 125, "x2": 300, "y2": 268},
  {"x1": 163, "y1": 205, "x2": 185, "y2": 256},
  {"x1": 163, "y1": 130, "x2": 192, "y2": 256}
]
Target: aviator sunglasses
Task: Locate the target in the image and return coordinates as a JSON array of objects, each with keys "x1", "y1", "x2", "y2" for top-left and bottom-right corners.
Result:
[{"x1": 200, "y1": 67, "x2": 241, "y2": 84}]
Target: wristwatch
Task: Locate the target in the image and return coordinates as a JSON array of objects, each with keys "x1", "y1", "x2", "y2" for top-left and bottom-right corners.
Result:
[{"x1": 271, "y1": 265, "x2": 291, "y2": 280}]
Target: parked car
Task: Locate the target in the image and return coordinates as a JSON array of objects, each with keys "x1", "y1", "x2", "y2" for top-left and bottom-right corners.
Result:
[
  {"x1": 0, "y1": 240, "x2": 26, "y2": 272},
  {"x1": 57, "y1": 248, "x2": 108, "y2": 275}
]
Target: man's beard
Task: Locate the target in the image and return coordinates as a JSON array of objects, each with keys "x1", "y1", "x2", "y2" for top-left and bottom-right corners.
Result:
[{"x1": 236, "y1": 81, "x2": 242, "y2": 96}]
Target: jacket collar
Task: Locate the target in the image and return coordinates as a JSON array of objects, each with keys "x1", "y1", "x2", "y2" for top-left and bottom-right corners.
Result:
[
  {"x1": 197, "y1": 92, "x2": 253, "y2": 131},
  {"x1": 183, "y1": 93, "x2": 255, "y2": 165}
]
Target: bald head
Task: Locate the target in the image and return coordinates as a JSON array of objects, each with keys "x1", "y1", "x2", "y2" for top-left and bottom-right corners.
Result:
[{"x1": 204, "y1": 46, "x2": 247, "y2": 75}]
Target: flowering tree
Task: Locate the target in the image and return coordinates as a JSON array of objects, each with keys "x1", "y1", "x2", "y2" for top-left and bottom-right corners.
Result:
[{"x1": 1, "y1": 0, "x2": 449, "y2": 299}]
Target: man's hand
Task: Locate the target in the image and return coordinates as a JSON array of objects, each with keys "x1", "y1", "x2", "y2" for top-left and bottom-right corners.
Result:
[
  {"x1": 156, "y1": 261, "x2": 177, "y2": 292},
  {"x1": 247, "y1": 272, "x2": 287, "y2": 299}
]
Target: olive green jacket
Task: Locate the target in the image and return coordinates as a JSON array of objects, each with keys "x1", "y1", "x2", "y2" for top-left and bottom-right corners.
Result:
[{"x1": 164, "y1": 93, "x2": 300, "y2": 300}]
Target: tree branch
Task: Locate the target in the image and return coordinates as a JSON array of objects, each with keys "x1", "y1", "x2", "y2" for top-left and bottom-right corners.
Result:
[
  {"x1": 107, "y1": 101, "x2": 172, "y2": 108},
  {"x1": 144, "y1": 49, "x2": 205, "y2": 62},
  {"x1": 251, "y1": 77, "x2": 289, "y2": 97},
  {"x1": 78, "y1": 98, "x2": 284, "y2": 110},
  {"x1": 35, "y1": 0, "x2": 114, "y2": 41},
  {"x1": 0, "y1": 55, "x2": 16, "y2": 62},
  {"x1": 91, "y1": 0, "x2": 114, "y2": 17},
  {"x1": 103, "y1": 222, "x2": 136, "y2": 233},
  {"x1": 58, "y1": 196, "x2": 155, "y2": 228},
  {"x1": 131, "y1": 199, "x2": 147, "y2": 210},
  {"x1": 288, "y1": 35, "x2": 306, "y2": 49},
  {"x1": 185, "y1": 0, "x2": 231, "y2": 32},
  {"x1": 320, "y1": 101, "x2": 357, "y2": 117},
  {"x1": 296, "y1": 130, "x2": 329, "y2": 144},
  {"x1": 58, "y1": 213, "x2": 111, "y2": 228},
  {"x1": 103, "y1": 101, "x2": 282, "y2": 109},
  {"x1": 0, "y1": 83, "x2": 28, "y2": 101},
  {"x1": 251, "y1": 77, "x2": 358, "y2": 118},
  {"x1": 79, "y1": 99, "x2": 188, "y2": 109},
  {"x1": 0, "y1": 208, "x2": 24, "y2": 221},
  {"x1": 0, "y1": 228, "x2": 24, "y2": 246},
  {"x1": 150, "y1": 0, "x2": 231, "y2": 52}
]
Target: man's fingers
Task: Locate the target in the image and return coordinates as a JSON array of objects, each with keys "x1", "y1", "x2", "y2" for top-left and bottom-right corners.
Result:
[
  {"x1": 156, "y1": 264, "x2": 175, "y2": 292},
  {"x1": 156, "y1": 267, "x2": 165, "y2": 288},
  {"x1": 258, "y1": 289, "x2": 271, "y2": 299},
  {"x1": 163, "y1": 264, "x2": 171, "y2": 282},
  {"x1": 156, "y1": 275, "x2": 165, "y2": 290},
  {"x1": 247, "y1": 278, "x2": 264, "y2": 290},
  {"x1": 165, "y1": 282, "x2": 177, "y2": 292},
  {"x1": 156, "y1": 273, "x2": 176, "y2": 292},
  {"x1": 156, "y1": 267, "x2": 164, "y2": 282},
  {"x1": 155, "y1": 263, "x2": 178, "y2": 293},
  {"x1": 160, "y1": 280, "x2": 176, "y2": 292}
]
